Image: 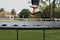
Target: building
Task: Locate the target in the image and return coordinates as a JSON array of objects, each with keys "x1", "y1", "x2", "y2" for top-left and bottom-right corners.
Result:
[{"x1": 0, "y1": 8, "x2": 15, "y2": 19}]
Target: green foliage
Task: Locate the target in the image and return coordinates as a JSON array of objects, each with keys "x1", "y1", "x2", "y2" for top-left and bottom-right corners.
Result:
[
  {"x1": 40, "y1": 0, "x2": 60, "y2": 18},
  {"x1": 11, "y1": 9, "x2": 16, "y2": 18},
  {"x1": 11, "y1": 9, "x2": 16, "y2": 15},
  {"x1": 18, "y1": 9, "x2": 31, "y2": 18},
  {"x1": 28, "y1": 14, "x2": 35, "y2": 18},
  {"x1": 40, "y1": 6, "x2": 46, "y2": 11},
  {"x1": 20, "y1": 9, "x2": 31, "y2": 15},
  {"x1": 55, "y1": 7, "x2": 60, "y2": 12},
  {"x1": 53, "y1": 7, "x2": 60, "y2": 18}
]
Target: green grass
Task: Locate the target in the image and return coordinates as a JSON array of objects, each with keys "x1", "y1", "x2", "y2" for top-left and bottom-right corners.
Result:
[
  {"x1": 0, "y1": 19, "x2": 19, "y2": 22},
  {"x1": 0, "y1": 30, "x2": 60, "y2": 40},
  {"x1": 45, "y1": 30, "x2": 60, "y2": 40},
  {"x1": 0, "y1": 20, "x2": 37, "y2": 22}
]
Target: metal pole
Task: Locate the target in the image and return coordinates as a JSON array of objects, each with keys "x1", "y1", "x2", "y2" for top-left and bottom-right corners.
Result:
[
  {"x1": 17, "y1": 29, "x2": 18, "y2": 40},
  {"x1": 43, "y1": 29, "x2": 45, "y2": 40}
]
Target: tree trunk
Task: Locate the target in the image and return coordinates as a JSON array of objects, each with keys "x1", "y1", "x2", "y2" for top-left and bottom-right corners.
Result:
[
  {"x1": 50, "y1": 0, "x2": 55, "y2": 20},
  {"x1": 53, "y1": 0, "x2": 55, "y2": 19}
]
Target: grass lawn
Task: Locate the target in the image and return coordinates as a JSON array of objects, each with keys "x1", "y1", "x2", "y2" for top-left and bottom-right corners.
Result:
[
  {"x1": 0, "y1": 19, "x2": 20, "y2": 22},
  {"x1": 0, "y1": 18, "x2": 40, "y2": 22},
  {"x1": 0, "y1": 30, "x2": 60, "y2": 40},
  {"x1": 0, "y1": 19, "x2": 40, "y2": 22}
]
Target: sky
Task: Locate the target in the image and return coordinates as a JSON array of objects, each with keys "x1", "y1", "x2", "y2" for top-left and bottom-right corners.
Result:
[
  {"x1": 0, "y1": 0, "x2": 59, "y2": 14},
  {"x1": 0, "y1": 0, "x2": 32, "y2": 14}
]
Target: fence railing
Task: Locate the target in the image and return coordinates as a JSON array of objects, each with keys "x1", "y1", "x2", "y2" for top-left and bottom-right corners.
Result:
[{"x1": 0, "y1": 18, "x2": 60, "y2": 22}]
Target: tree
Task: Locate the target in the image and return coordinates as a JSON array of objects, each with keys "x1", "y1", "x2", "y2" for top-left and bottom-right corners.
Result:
[
  {"x1": 54, "y1": 7, "x2": 60, "y2": 18},
  {"x1": 18, "y1": 9, "x2": 31, "y2": 18},
  {"x1": 50, "y1": 0, "x2": 55, "y2": 20},
  {"x1": 11, "y1": 9, "x2": 16, "y2": 18},
  {"x1": 40, "y1": 0, "x2": 52, "y2": 18},
  {"x1": 58, "y1": 1, "x2": 60, "y2": 7},
  {"x1": 11, "y1": 9, "x2": 16, "y2": 15},
  {"x1": 56, "y1": 0, "x2": 60, "y2": 7},
  {"x1": 0, "y1": 8, "x2": 4, "y2": 12},
  {"x1": 40, "y1": 0, "x2": 56, "y2": 19}
]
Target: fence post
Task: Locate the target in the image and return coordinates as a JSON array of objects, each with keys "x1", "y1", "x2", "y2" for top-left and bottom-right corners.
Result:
[
  {"x1": 17, "y1": 29, "x2": 18, "y2": 40},
  {"x1": 43, "y1": 28, "x2": 45, "y2": 40}
]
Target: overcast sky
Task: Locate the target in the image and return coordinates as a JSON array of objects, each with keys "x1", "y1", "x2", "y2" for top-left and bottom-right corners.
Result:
[
  {"x1": 0, "y1": 0, "x2": 59, "y2": 14},
  {"x1": 0, "y1": 0, "x2": 32, "y2": 13}
]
